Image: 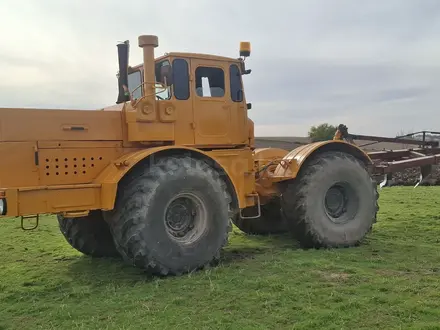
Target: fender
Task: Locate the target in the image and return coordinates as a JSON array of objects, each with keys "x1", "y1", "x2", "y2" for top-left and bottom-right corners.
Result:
[
  {"x1": 94, "y1": 146, "x2": 240, "y2": 211},
  {"x1": 273, "y1": 140, "x2": 372, "y2": 180}
]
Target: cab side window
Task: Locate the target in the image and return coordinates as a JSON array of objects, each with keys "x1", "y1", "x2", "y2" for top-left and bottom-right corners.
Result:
[
  {"x1": 195, "y1": 67, "x2": 225, "y2": 98},
  {"x1": 155, "y1": 60, "x2": 172, "y2": 100},
  {"x1": 127, "y1": 71, "x2": 142, "y2": 100},
  {"x1": 172, "y1": 59, "x2": 190, "y2": 100},
  {"x1": 229, "y1": 64, "x2": 243, "y2": 102}
]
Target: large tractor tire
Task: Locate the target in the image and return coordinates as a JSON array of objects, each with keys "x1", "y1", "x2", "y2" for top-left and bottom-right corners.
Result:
[
  {"x1": 280, "y1": 151, "x2": 378, "y2": 248},
  {"x1": 103, "y1": 156, "x2": 232, "y2": 276},
  {"x1": 232, "y1": 198, "x2": 288, "y2": 235},
  {"x1": 57, "y1": 210, "x2": 120, "y2": 258}
]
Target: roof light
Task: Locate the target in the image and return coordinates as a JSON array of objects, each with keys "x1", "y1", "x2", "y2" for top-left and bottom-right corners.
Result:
[{"x1": 240, "y1": 42, "x2": 251, "y2": 58}]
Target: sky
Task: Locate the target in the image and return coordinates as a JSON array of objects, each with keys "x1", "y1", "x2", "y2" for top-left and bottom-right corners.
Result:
[{"x1": 1, "y1": 0, "x2": 440, "y2": 137}]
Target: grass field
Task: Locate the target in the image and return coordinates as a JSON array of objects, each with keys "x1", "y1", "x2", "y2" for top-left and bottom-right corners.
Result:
[{"x1": 2, "y1": 187, "x2": 440, "y2": 329}]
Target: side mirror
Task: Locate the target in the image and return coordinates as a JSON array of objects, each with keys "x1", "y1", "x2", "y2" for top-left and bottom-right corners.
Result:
[
  {"x1": 160, "y1": 65, "x2": 174, "y2": 86},
  {"x1": 239, "y1": 60, "x2": 252, "y2": 75}
]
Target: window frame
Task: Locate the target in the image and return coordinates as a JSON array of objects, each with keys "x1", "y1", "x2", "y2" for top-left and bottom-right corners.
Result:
[
  {"x1": 172, "y1": 58, "x2": 190, "y2": 100},
  {"x1": 127, "y1": 70, "x2": 143, "y2": 100},
  {"x1": 194, "y1": 66, "x2": 226, "y2": 99},
  {"x1": 229, "y1": 64, "x2": 243, "y2": 103},
  {"x1": 154, "y1": 59, "x2": 172, "y2": 100}
]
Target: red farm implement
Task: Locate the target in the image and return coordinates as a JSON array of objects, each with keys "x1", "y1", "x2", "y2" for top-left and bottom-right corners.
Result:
[{"x1": 334, "y1": 125, "x2": 440, "y2": 188}]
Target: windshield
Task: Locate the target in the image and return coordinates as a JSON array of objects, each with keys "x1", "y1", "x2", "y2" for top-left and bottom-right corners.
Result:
[
  {"x1": 127, "y1": 64, "x2": 171, "y2": 101},
  {"x1": 127, "y1": 71, "x2": 142, "y2": 100}
]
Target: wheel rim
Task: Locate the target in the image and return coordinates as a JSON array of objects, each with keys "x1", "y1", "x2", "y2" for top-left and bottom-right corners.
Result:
[
  {"x1": 164, "y1": 192, "x2": 207, "y2": 245},
  {"x1": 324, "y1": 182, "x2": 358, "y2": 224}
]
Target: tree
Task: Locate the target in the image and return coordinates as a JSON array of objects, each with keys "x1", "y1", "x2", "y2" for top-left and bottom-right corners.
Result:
[{"x1": 308, "y1": 123, "x2": 338, "y2": 142}]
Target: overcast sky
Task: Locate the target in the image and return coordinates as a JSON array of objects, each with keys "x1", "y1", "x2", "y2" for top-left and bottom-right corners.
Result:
[{"x1": 1, "y1": 0, "x2": 440, "y2": 137}]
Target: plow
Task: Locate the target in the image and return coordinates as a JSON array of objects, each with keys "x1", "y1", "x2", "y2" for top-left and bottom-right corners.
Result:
[{"x1": 333, "y1": 124, "x2": 440, "y2": 189}]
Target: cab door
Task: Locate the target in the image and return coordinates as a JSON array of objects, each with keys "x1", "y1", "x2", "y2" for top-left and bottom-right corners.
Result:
[{"x1": 191, "y1": 59, "x2": 232, "y2": 146}]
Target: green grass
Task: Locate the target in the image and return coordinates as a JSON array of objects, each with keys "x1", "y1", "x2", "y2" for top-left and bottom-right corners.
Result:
[{"x1": 2, "y1": 187, "x2": 440, "y2": 329}]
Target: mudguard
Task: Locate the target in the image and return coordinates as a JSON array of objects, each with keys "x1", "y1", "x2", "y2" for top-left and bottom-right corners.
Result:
[
  {"x1": 273, "y1": 140, "x2": 372, "y2": 180},
  {"x1": 94, "y1": 146, "x2": 240, "y2": 210}
]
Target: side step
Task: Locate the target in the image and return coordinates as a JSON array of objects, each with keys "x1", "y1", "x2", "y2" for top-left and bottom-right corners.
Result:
[{"x1": 21, "y1": 214, "x2": 39, "y2": 231}]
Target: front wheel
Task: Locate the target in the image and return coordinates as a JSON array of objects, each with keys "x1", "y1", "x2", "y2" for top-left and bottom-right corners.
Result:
[
  {"x1": 103, "y1": 156, "x2": 232, "y2": 276},
  {"x1": 280, "y1": 151, "x2": 378, "y2": 248}
]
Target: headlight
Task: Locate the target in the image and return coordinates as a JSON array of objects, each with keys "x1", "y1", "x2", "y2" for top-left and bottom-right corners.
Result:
[{"x1": 0, "y1": 199, "x2": 5, "y2": 215}]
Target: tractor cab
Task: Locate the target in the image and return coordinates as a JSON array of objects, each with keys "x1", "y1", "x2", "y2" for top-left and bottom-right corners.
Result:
[{"x1": 115, "y1": 36, "x2": 253, "y2": 147}]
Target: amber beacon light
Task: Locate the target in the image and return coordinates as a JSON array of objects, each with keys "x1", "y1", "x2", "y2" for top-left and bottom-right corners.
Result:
[{"x1": 239, "y1": 42, "x2": 251, "y2": 57}]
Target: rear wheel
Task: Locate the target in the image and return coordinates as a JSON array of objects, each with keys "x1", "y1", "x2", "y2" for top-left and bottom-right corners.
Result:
[
  {"x1": 57, "y1": 210, "x2": 120, "y2": 258},
  {"x1": 232, "y1": 198, "x2": 288, "y2": 235},
  {"x1": 280, "y1": 151, "x2": 378, "y2": 248},
  {"x1": 103, "y1": 156, "x2": 232, "y2": 276}
]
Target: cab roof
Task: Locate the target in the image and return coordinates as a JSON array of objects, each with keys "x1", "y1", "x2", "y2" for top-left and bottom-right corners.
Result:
[{"x1": 129, "y1": 52, "x2": 240, "y2": 71}]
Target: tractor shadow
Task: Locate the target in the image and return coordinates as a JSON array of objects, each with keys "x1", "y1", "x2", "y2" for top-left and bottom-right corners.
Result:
[
  {"x1": 65, "y1": 233, "x2": 300, "y2": 282},
  {"x1": 66, "y1": 255, "x2": 157, "y2": 284},
  {"x1": 218, "y1": 232, "x2": 300, "y2": 265}
]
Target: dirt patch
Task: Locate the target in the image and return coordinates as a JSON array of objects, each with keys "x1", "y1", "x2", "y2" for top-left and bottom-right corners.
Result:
[{"x1": 317, "y1": 271, "x2": 350, "y2": 282}]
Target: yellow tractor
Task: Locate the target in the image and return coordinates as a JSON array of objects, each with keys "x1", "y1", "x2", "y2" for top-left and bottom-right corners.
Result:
[{"x1": 0, "y1": 35, "x2": 378, "y2": 275}]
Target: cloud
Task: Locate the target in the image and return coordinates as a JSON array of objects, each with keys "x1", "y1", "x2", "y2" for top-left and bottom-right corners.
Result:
[
  {"x1": 1, "y1": 0, "x2": 440, "y2": 137},
  {"x1": 247, "y1": 59, "x2": 440, "y2": 135}
]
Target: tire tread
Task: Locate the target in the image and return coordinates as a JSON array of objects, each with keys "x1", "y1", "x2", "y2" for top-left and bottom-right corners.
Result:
[
  {"x1": 104, "y1": 155, "x2": 232, "y2": 275},
  {"x1": 281, "y1": 151, "x2": 379, "y2": 248},
  {"x1": 57, "y1": 211, "x2": 120, "y2": 258}
]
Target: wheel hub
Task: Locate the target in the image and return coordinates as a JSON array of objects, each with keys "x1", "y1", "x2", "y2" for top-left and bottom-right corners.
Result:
[
  {"x1": 165, "y1": 198, "x2": 196, "y2": 237},
  {"x1": 164, "y1": 192, "x2": 207, "y2": 244},
  {"x1": 324, "y1": 183, "x2": 354, "y2": 223}
]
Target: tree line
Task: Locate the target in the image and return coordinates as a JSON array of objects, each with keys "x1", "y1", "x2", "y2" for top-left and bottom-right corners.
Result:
[
  {"x1": 308, "y1": 123, "x2": 338, "y2": 142},
  {"x1": 309, "y1": 124, "x2": 427, "y2": 142}
]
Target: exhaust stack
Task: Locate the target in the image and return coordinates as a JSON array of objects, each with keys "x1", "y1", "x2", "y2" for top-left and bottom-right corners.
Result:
[{"x1": 138, "y1": 35, "x2": 159, "y2": 112}]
